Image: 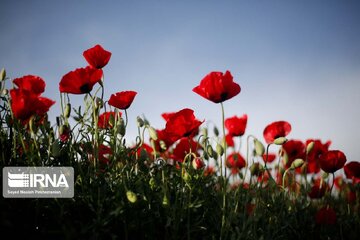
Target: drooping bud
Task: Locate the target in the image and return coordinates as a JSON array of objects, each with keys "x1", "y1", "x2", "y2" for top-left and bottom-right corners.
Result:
[
  {"x1": 0, "y1": 68, "x2": 6, "y2": 81},
  {"x1": 202, "y1": 128, "x2": 208, "y2": 138},
  {"x1": 64, "y1": 103, "x2": 71, "y2": 118},
  {"x1": 306, "y1": 141, "x2": 315, "y2": 155},
  {"x1": 126, "y1": 191, "x2": 137, "y2": 203},
  {"x1": 274, "y1": 137, "x2": 288, "y2": 145},
  {"x1": 290, "y1": 158, "x2": 304, "y2": 170},
  {"x1": 148, "y1": 126, "x2": 158, "y2": 141},
  {"x1": 254, "y1": 139, "x2": 265, "y2": 156},
  {"x1": 136, "y1": 116, "x2": 144, "y2": 128},
  {"x1": 216, "y1": 143, "x2": 224, "y2": 156},
  {"x1": 206, "y1": 145, "x2": 214, "y2": 158},
  {"x1": 192, "y1": 157, "x2": 205, "y2": 170}
]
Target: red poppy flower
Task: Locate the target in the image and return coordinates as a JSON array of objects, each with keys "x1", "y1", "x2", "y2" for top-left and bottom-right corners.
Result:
[
  {"x1": 315, "y1": 207, "x2": 336, "y2": 225},
  {"x1": 344, "y1": 161, "x2": 360, "y2": 184},
  {"x1": 305, "y1": 139, "x2": 331, "y2": 174},
  {"x1": 225, "y1": 134, "x2": 235, "y2": 147},
  {"x1": 262, "y1": 153, "x2": 277, "y2": 163},
  {"x1": 108, "y1": 91, "x2": 137, "y2": 110},
  {"x1": 263, "y1": 121, "x2": 291, "y2": 144},
  {"x1": 98, "y1": 111, "x2": 122, "y2": 129},
  {"x1": 319, "y1": 150, "x2": 346, "y2": 173},
  {"x1": 98, "y1": 144, "x2": 113, "y2": 165},
  {"x1": 192, "y1": 70, "x2": 241, "y2": 103},
  {"x1": 225, "y1": 114, "x2": 248, "y2": 137},
  {"x1": 83, "y1": 44, "x2": 112, "y2": 69},
  {"x1": 10, "y1": 89, "x2": 55, "y2": 123},
  {"x1": 164, "y1": 108, "x2": 203, "y2": 142},
  {"x1": 13, "y1": 75, "x2": 45, "y2": 95},
  {"x1": 226, "y1": 152, "x2": 246, "y2": 170},
  {"x1": 192, "y1": 157, "x2": 205, "y2": 170},
  {"x1": 282, "y1": 139, "x2": 305, "y2": 169},
  {"x1": 136, "y1": 143, "x2": 154, "y2": 158},
  {"x1": 308, "y1": 179, "x2": 328, "y2": 199},
  {"x1": 59, "y1": 66, "x2": 103, "y2": 94},
  {"x1": 161, "y1": 112, "x2": 176, "y2": 122},
  {"x1": 171, "y1": 138, "x2": 199, "y2": 162}
]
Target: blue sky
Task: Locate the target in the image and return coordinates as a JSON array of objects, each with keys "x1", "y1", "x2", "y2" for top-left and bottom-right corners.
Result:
[{"x1": 1, "y1": 0, "x2": 360, "y2": 161}]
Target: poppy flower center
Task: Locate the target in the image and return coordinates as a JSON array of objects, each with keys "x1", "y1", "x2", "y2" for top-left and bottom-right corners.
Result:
[{"x1": 80, "y1": 84, "x2": 91, "y2": 93}]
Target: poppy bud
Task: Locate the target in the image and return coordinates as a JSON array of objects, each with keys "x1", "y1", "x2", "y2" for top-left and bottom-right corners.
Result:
[
  {"x1": 213, "y1": 126, "x2": 219, "y2": 136},
  {"x1": 162, "y1": 194, "x2": 169, "y2": 206},
  {"x1": 0, "y1": 68, "x2": 5, "y2": 81},
  {"x1": 274, "y1": 137, "x2": 288, "y2": 145},
  {"x1": 306, "y1": 141, "x2": 315, "y2": 154},
  {"x1": 254, "y1": 139, "x2": 265, "y2": 156},
  {"x1": 202, "y1": 128, "x2": 208, "y2": 138},
  {"x1": 250, "y1": 163, "x2": 262, "y2": 176},
  {"x1": 290, "y1": 159, "x2": 304, "y2": 170},
  {"x1": 192, "y1": 157, "x2": 205, "y2": 170},
  {"x1": 136, "y1": 116, "x2": 144, "y2": 128},
  {"x1": 206, "y1": 145, "x2": 214, "y2": 158},
  {"x1": 126, "y1": 191, "x2": 137, "y2": 203},
  {"x1": 95, "y1": 97, "x2": 103, "y2": 109},
  {"x1": 148, "y1": 126, "x2": 158, "y2": 141},
  {"x1": 118, "y1": 117, "x2": 126, "y2": 136},
  {"x1": 2, "y1": 89, "x2": 8, "y2": 95},
  {"x1": 216, "y1": 143, "x2": 224, "y2": 156},
  {"x1": 159, "y1": 140, "x2": 167, "y2": 151},
  {"x1": 64, "y1": 103, "x2": 71, "y2": 118}
]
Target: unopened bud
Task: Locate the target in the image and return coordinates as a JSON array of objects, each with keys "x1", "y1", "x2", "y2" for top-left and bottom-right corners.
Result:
[
  {"x1": 64, "y1": 103, "x2": 71, "y2": 118},
  {"x1": 206, "y1": 145, "x2": 214, "y2": 158},
  {"x1": 254, "y1": 139, "x2": 265, "y2": 156},
  {"x1": 290, "y1": 158, "x2": 304, "y2": 170},
  {"x1": 213, "y1": 126, "x2": 219, "y2": 136},
  {"x1": 0, "y1": 68, "x2": 6, "y2": 81},
  {"x1": 274, "y1": 137, "x2": 288, "y2": 145},
  {"x1": 136, "y1": 116, "x2": 144, "y2": 128},
  {"x1": 162, "y1": 194, "x2": 169, "y2": 206},
  {"x1": 202, "y1": 128, "x2": 208, "y2": 138},
  {"x1": 148, "y1": 126, "x2": 158, "y2": 141},
  {"x1": 118, "y1": 117, "x2": 126, "y2": 136},
  {"x1": 159, "y1": 140, "x2": 167, "y2": 151},
  {"x1": 95, "y1": 97, "x2": 103, "y2": 109},
  {"x1": 126, "y1": 191, "x2": 137, "y2": 203},
  {"x1": 2, "y1": 89, "x2": 8, "y2": 95},
  {"x1": 216, "y1": 143, "x2": 224, "y2": 156},
  {"x1": 192, "y1": 157, "x2": 205, "y2": 170},
  {"x1": 306, "y1": 141, "x2": 315, "y2": 155}
]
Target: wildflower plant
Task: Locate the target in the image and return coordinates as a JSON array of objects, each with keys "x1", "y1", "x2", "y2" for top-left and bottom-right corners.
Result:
[{"x1": 1, "y1": 45, "x2": 360, "y2": 239}]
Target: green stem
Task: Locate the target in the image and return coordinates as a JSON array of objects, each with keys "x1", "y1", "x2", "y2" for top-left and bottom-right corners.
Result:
[{"x1": 220, "y1": 102, "x2": 227, "y2": 239}]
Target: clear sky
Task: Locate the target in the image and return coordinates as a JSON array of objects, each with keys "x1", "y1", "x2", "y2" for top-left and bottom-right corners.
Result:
[{"x1": 1, "y1": 0, "x2": 360, "y2": 161}]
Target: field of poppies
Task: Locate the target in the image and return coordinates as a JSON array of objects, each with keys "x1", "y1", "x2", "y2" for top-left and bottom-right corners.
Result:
[{"x1": 1, "y1": 44, "x2": 360, "y2": 239}]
